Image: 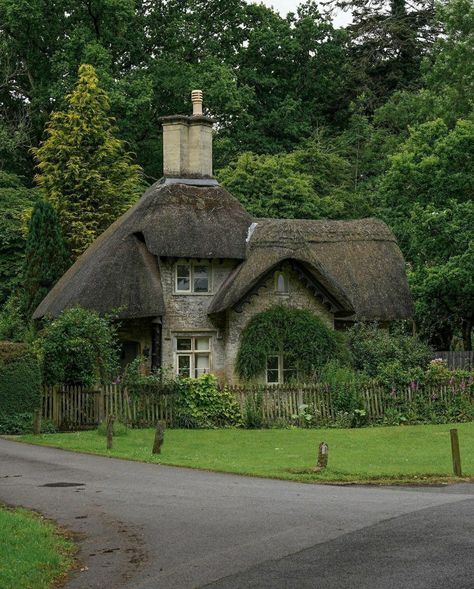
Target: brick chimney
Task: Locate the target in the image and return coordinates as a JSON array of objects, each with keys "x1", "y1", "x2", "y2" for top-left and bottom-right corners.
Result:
[{"x1": 161, "y1": 90, "x2": 214, "y2": 179}]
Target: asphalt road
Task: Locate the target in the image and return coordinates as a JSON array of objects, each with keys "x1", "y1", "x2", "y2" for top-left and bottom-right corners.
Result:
[{"x1": 0, "y1": 439, "x2": 473, "y2": 589}]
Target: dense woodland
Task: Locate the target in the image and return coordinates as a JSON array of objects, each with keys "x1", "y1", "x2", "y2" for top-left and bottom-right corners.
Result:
[{"x1": 0, "y1": 0, "x2": 473, "y2": 350}]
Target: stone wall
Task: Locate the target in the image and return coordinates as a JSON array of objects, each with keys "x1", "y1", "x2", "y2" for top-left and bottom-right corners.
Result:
[{"x1": 119, "y1": 259, "x2": 335, "y2": 382}]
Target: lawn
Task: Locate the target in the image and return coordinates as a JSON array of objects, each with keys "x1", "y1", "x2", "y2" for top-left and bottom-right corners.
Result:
[
  {"x1": 0, "y1": 505, "x2": 75, "y2": 589},
  {"x1": 15, "y1": 423, "x2": 474, "y2": 484}
]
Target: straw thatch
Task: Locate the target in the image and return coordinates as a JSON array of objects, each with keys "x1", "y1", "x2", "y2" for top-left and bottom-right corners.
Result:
[
  {"x1": 33, "y1": 180, "x2": 252, "y2": 319},
  {"x1": 209, "y1": 218, "x2": 414, "y2": 321},
  {"x1": 33, "y1": 179, "x2": 413, "y2": 322}
]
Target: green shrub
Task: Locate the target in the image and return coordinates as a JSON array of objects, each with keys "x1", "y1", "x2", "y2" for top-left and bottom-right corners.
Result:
[
  {"x1": 243, "y1": 390, "x2": 264, "y2": 429},
  {"x1": 38, "y1": 307, "x2": 119, "y2": 387},
  {"x1": 237, "y1": 306, "x2": 346, "y2": 380},
  {"x1": 97, "y1": 420, "x2": 128, "y2": 437},
  {"x1": 0, "y1": 342, "x2": 41, "y2": 416},
  {"x1": 347, "y1": 322, "x2": 432, "y2": 379},
  {"x1": 175, "y1": 374, "x2": 242, "y2": 428},
  {"x1": 0, "y1": 413, "x2": 57, "y2": 435}
]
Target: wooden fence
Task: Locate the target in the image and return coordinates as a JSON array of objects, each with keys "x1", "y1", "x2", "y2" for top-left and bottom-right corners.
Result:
[
  {"x1": 432, "y1": 351, "x2": 474, "y2": 370},
  {"x1": 42, "y1": 381, "x2": 473, "y2": 430}
]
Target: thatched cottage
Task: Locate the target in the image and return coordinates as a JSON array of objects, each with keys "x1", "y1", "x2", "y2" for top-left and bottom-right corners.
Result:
[{"x1": 34, "y1": 91, "x2": 413, "y2": 384}]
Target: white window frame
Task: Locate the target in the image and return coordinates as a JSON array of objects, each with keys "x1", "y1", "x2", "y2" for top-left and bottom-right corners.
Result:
[
  {"x1": 266, "y1": 353, "x2": 297, "y2": 384},
  {"x1": 175, "y1": 335, "x2": 212, "y2": 378},
  {"x1": 175, "y1": 261, "x2": 212, "y2": 294}
]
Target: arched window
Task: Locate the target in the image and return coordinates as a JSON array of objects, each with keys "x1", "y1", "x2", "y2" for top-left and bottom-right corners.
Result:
[{"x1": 275, "y1": 271, "x2": 289, "y2": 294}]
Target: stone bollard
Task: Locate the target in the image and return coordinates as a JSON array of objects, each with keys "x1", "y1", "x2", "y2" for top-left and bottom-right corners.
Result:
[
  {"x1": 106, "y1": 414, "x2": 115, "y2": 450},
  {"x1": 153, "y1": 421, "x2": 165, "y2": 455},
  {"x1": 313, "y1": 441, "x2": 328, "y2": 472},
  {"x1": 32, "y1": 409, "x2": 42, "y2": 435}
]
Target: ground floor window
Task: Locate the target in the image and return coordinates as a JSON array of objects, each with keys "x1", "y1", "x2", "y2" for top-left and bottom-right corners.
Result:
[
  {"x1": 175, "y1": 336, "x2": 211, "y2": 378},
  {"x1": 266, "y1": 354, "x2": 297, "y2": 384}
]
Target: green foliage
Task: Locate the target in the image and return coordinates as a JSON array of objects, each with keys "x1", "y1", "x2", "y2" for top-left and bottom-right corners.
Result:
[
  {"x1": 380, "y1": 119, "x2": 474, "y2": 348},
  {"x1": 243, "y1": 390, "x2": 264, "y2": 429},
  {"x1": 121, "y1": 357, "x2": 179, "y2": 396},
  {"x1": 33, "y1": 64, "x2": 143, "y2": 257},
  {"x1": 218, "y1": 133, "x2": 370, "y2": 220},
  {"x1": 0, "y1": 342, "x2": 41, "y2": 416},
  {"x1": 0, "y1": 294, "x2": 33, "y2": 342},
  {"x1": 22, "y1": 200, "x2": 69, "y2": 317},
  {"x1": 38, "y1": 307, "x2": 119, "y2": 387},
  {"x1": 0, "y1": 172, "x2": 38, "y2": 304},
  {"x1": 175, "y1": 374, "x2": 242, "y2": 428},
  {"x1": 236, "y1": 306, "x2": 345, "y2": 380},
  {"x1": 97, "y1": 419, "x2": 128, "y2": 437},
  {"x1": 0, "y1": 413, "x2": 57, "y2": 435},
  {"x1": 347, "y1": 323, "x2": 433, "y2": 380}
]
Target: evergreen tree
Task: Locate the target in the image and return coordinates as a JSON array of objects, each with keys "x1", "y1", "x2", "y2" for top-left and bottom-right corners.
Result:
[
  {"x1": 22, "y1": 200, "x2": 69, "y2": 317},
  {"x1": 33, "y1": 64, "x2": 142, "y2": 257}
]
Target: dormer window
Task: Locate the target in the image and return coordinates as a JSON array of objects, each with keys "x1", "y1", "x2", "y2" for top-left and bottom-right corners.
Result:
[
  {"x1": 175, "y1": 262, "x2": 210, "y2": 293},
  {"x1": 275, "y1": 271, "x2": 289, "y2": 294}
]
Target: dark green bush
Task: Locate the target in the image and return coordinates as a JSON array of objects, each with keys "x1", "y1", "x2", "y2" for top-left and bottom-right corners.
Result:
[
  {"x1": 0, "y1": 412, "x2": 57, "y2": 435},
  {"x1": 38, "y1": 307, "x2": 119, "y2": 387},
  {"x1": 237, "y1": 306, "x2": 346, "y2": 380},
  {"x1": 0, "y1": 342, "x2": 41, "y2": 416},
  {"x1": 347, "y1": 323, "x2": 432, "y2": 379}
]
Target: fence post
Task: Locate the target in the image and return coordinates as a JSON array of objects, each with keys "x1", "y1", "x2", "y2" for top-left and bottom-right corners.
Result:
[
  {"x1": 53, "y1": 386, "x2": 61, "y2": 428},
  {"x1": 98, "y1": 386, "x2": 105, "y2": 424},
  {"x1": 32, "y1": 408, "x2": 42, "y2": 435},
  {"x1": 450, "y1": 428, "x2": 462, "y2": 477}
]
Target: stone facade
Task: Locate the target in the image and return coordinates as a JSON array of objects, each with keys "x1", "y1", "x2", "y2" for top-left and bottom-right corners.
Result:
[{"x1": 120, "y1": 259, "x2": 335, "y2": 383}]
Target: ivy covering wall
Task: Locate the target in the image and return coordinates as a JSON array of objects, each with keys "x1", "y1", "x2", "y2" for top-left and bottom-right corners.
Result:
[{"x1": 236, "y1": 306, "x2": 345, "y2": 380}]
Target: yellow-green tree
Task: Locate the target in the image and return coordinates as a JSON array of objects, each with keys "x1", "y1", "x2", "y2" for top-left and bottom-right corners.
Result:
[{"x1": 33, "y1": 64, "x2": 142, "y2": 257}]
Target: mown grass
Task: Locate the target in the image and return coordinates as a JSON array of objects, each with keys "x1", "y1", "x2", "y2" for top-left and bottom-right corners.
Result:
[
  {"x1": 0, "y1": 505, "x2": 75, "y2": 589},
  {"x1": 16, "y1": 422, "x2": 474, "y2": 484}
]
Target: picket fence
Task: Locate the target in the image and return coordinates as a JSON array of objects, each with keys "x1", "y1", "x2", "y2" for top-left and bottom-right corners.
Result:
[{"x1": 42, "y1": 382, "x2": 471, "y2": 430}]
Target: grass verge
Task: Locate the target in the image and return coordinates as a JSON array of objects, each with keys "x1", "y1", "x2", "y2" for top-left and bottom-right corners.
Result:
[
  {"x1": 13, "y1": 422, "x2": 474, "y2": 485},
  {"x1": 0, "y1": 505, "x2": 75, "y2": 589}
]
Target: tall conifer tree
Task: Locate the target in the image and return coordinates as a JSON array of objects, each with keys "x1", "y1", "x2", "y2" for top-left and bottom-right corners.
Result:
[
  {"x1": 33, "y1": 64, "x2": 142, "y2": 257},
  {"x1": 22, "y1": 200, "x2": 69, "y2": 318}
]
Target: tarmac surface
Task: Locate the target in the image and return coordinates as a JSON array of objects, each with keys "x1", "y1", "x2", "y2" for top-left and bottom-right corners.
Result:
[{"x1": 0, "y1": 438, "x2": 473, "y2": 588}]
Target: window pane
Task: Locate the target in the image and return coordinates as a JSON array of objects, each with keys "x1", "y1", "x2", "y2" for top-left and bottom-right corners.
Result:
[
  {"x1": 178, "y1": 355, "x2": 191, "y2": 377},
  {"x1": 193, "y1": 265, "x2": 209, "y2": 292},
  {"x1": 195, "y1": 337, "x2": 210, "y2": 351},
  {"x1": 176, "y1": 264, "x2": 190, "y2": 291},
  {"x1": 267, "y1": 370, "x2": 279, "y2": 384},
  {"x1": 267, "y1": 356, "x2": 279, "y2": 370},
  {"x1": 177, "y1": 338, "x2": 192, "y2": 351},
  {"x1": 195, "y1": 354, "x2": 210, "y2": 377},
  {"x1": 276, "y1": 272, "x2": 289, "y2": 293}
]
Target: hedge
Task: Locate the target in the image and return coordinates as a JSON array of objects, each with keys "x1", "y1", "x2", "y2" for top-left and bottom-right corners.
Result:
[{"x1": 0, "y1": 342, "x2": 42, "y2": 416}]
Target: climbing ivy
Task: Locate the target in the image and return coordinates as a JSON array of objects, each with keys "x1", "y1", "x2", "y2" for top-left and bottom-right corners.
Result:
[{"x1": 236, "y1": 306, "x2": 345, "y2": 381}]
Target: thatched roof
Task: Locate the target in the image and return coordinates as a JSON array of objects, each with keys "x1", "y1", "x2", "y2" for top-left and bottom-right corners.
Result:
[
  {"x1": 34, "y1": 178, "x2": 413, "y2": 322},
  {"x1": 33, "y1": 180, "x2": 252, "y2": 319},
  {"x1": 209, "y1": 218, "x2": 414, "y2": 321}
]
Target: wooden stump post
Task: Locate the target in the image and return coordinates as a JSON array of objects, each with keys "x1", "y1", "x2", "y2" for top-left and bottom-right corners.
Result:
[
  {"x1": 106, "y1": 414, "x2": 115, "y2": 450},
  {"x1": 313, "y1": 441, "x2": 328, "y2": 472},
  {"x1": 32, "y1": 409, "x2": 42, "y2": 435},
  {"x1": 450, "y1": 428, "x2": 462, "y2": 477},
  {"x1": 152, "y1": 421, "x2": 165, "y2": 454}
]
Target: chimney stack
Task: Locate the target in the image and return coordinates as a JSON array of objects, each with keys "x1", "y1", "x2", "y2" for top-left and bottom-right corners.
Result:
[{"x1": 161, "y1": 90, "x2": 214, "y2": 179}]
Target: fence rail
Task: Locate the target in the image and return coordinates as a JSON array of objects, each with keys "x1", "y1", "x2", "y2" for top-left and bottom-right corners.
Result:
[{"x1": 42, "y1": 381, "x2": 473, "y2": 430}]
